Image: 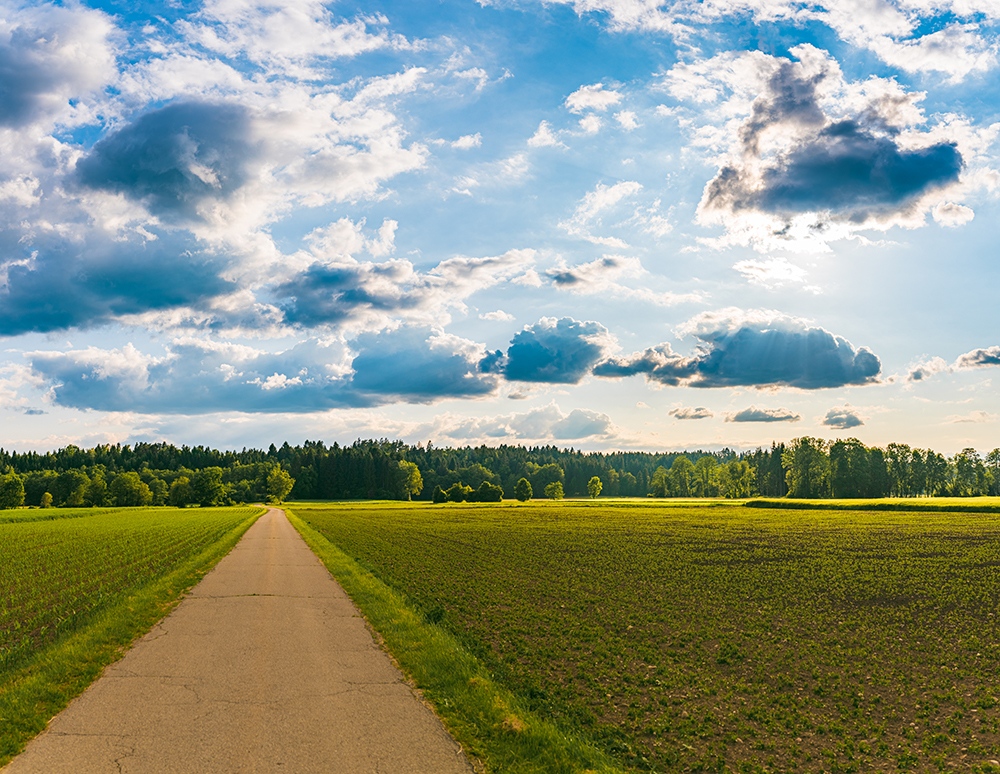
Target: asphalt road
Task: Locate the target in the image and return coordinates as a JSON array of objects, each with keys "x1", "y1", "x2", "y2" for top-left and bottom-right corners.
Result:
[{"x1": 3, "y1": 508, "x2": 473, "y2": 773}]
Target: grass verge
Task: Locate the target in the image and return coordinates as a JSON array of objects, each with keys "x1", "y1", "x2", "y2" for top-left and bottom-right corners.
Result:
[
  {"x1": 285, "y1": 507, "x2": 626, "y2": 774},
  {"x1": 0, "y1": 507, "x2": 263, "y2": 766}
]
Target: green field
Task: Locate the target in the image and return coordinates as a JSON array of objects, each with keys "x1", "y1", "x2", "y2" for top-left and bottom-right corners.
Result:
[
  {"x1": 295, "y1": 501, "x2": 1000, "y2": 773},
  {"x1": 0, "y1": 506, "x2": 262, "y2": 763}
]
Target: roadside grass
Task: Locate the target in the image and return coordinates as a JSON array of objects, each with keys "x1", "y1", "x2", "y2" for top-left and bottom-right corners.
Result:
[
  {"x1": 286, "y1": 506, "x2": 627, "y2": 774},
  {"x1": 291, "y1": 500, "x2": 1000, "y2": 773},
  {"x1": 0, "y1": 507, "x2": 262, "y2": 765}
]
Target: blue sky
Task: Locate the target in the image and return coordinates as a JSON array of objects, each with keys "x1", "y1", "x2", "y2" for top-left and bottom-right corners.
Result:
[{"x1": 1, "y1": 0, "x2": 999, "y2": 455}]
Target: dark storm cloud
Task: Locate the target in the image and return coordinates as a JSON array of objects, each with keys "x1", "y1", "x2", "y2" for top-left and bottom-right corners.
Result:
[
  {"x1": 726, "y1": 406, "x2": 801, "y2": 423},
  {"x1": 594, "y1": 316, "x2": 881, "y2": 390},
  {"x1": 27, "y1": 329, "x2": 497, "y2": 414},
  {"x1": 0, "y1": 232, "x2": 235, "y2": 335},
  {"x1": 484, "y1": 317, "x2": 613, "y2": 384},
  {"x1": 701, "y1": 60, "x2": 963, "y2": 224},
  {"x1": 956, "y1": 346, "x2": 1000, "y2": 368},
  {"x1": 76, "y1": 102, "x2": 258, "y2": 219},
  {"x1": 822, "y1": 406, "x2": 864, "y2": 429}
]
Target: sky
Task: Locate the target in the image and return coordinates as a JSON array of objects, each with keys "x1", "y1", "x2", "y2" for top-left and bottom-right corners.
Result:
[{"x1": 1, "y1": 0, "x2": 999, "y2": 456}]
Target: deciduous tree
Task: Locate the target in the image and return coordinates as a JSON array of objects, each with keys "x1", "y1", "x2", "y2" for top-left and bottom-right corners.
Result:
[
  {"x1": 0, "y1": 473, "x2": 25, "y2": 510},
  {"x1": 109, "y1": 472, "x2": 153, "y2": 507},
  {"x1": 514, "y1": 478, "x2": 532, "y2": 501},
  {"x1": 267, "y1": 467, "x2": 295, "y2": 503},
  {"x1": 192, "y1": 467, "x2": 224, "y2": 507}
]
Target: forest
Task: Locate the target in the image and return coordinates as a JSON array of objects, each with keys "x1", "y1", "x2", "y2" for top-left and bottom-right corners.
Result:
[{"x1": 0, "y1": 436, "x2": 998, "y2": 508}]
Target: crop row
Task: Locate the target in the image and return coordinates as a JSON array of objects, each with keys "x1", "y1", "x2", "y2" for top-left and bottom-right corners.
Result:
[
  {"x1": 298, "y1": 502, "x2": 1000, "y2": 773},
  {"x1": 0, "y1": 507, "x2": 258, "y2": 669}
]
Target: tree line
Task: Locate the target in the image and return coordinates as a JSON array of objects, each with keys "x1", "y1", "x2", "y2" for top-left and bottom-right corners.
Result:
[{"x1": 0, "y1": 437, "x2": 997, "y2": 509}]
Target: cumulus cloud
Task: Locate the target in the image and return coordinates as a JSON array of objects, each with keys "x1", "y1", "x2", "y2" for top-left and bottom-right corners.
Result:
[
  {"x1": 932, "y1": 202, "x2": 975, "y2": 227},
  {"x1": 956, "y1": 346, "x2": 1000, "y2": 369},
  {"x1": 822, "y1": 405, "x2": 864, "y2": 429},
  {"x1": 0, "y1": 2, "x2": 116, "y2": 129},
  {"x1": 433, "y1": 402, "x2": 616, "y2": 442},
  {"x1": 905, "y1": 346, "x2": 1000, "y2": 383},
  {"x1": 483, "y1": 317, "x2": 616, "y2": 384},
  {"x1": 547, "y1": 255, "x2": 643, "y2": 289},
  {"x1": 480, "y1": 310, "x2": 515, "y2": 321},
  {"x1": 0, "y1": 231, "x2": 237, "y2": 336},
  {"x1": 452, "y1": 133, "x2": 482, "y2": 149},
  {"x1": 27, "y1": 328, "x2": 498, "y2": 414},
  {"x1": 669, "y1": 406, "x2": 713, "y2": 420},
  {"x1": 615, "y1": 110, "x2": 639, "y2": 130},
  {"x1": 691, "y1": 47, "x2": 965, "y2": 249},
  {"x1": 726, "y1": 406, "x2": 801, "y2": 423},
  {"x1": 527, "y1": 120, "x2": 567, "y2": 149},
  {"x1": 907, "y1": 356, "x2": 951, "y2": 382},
  {"x1": 595, "y1": 308, "x2": 881, "y2": 390},
  {"x1": 274, "y1": 248, "x2": 536, "y2": 331},
  {"x1": 77, "y1": 102, "x2": 260, "y2": 222},
  {"x1": 565, "y1": 83, "x2": 622, "y2": 113}
]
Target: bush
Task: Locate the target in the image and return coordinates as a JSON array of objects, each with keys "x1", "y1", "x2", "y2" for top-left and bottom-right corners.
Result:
[
  {"x1": 446, "y1": 483, "x2": 473, "y2": 502},
  {"x1": 544, "y1": 482, "x2": 564, "y2": 500},
  {"x1": 432, "y1": 485, "x2": 448, "y2": 504},
  {"x1": 473, "y1": 481, "x2": 503, "y2": 502}
]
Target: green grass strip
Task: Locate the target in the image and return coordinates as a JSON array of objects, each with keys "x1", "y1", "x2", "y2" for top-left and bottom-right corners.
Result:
[
  {"x1": 746, "y1": 496, "x2": 1000, "y2": 513},
  {"x1": 0, "y1": 507, "x2": 119, "y2": 525},
  {"x1": 0, "y1": 507, "x2": 263, "y2": 765},
  {"x1": 286, "y1": 508, "x2": 627, "y2": 774}
]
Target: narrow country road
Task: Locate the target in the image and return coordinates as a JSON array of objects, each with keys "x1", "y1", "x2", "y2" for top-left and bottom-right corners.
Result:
[{"x1": 3, "y1": 508, "x2": 473, "y2": 773}]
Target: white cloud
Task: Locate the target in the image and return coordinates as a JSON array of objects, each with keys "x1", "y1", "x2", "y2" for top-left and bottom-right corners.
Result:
[
  {"x1": 0, "y1": 2, "x2": 118, "y2": 130},
  {"x1": 527, "y1": 120, "x2": 567, "y2": 148},
  {"x1": 614, "y1": 110, "x2": 639, "y2": 130},
  {"x1": 430, "y1": 401, "x2": 617, "y2": 442},
  {"x1": 452, "y1": 133, "x2": 482, "y2": 149},
  {"x1": 732, "y1": 257, "x2": 817, "y2": 291},
  {"x1": 932, "y1": 202, "x2": 975, "y2": 227},
  {"x1": 539, "y1": 1, "x2": 1000, "y2": 79},
  {"x1": 667, "y1": 45, "x2": 990, "y2": 252},
  {"x1": 560, "y1": 180, "x2": 643, "y2": 243},
  {"x1": 177, "y1": 0, "x2": 407, "y2": 77},
  {"x1": 578, "y1": 115, "x2": 603, "y2": 134},
  {"x1": 565, "y1": 83, "x2": 622, "y2": 113},
  {"x1": 947, "y1": 410, "x2": 998, "y2": 424},
  {"x1": 480, "y1": 310, "x2": 516, "y2": 321}
]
